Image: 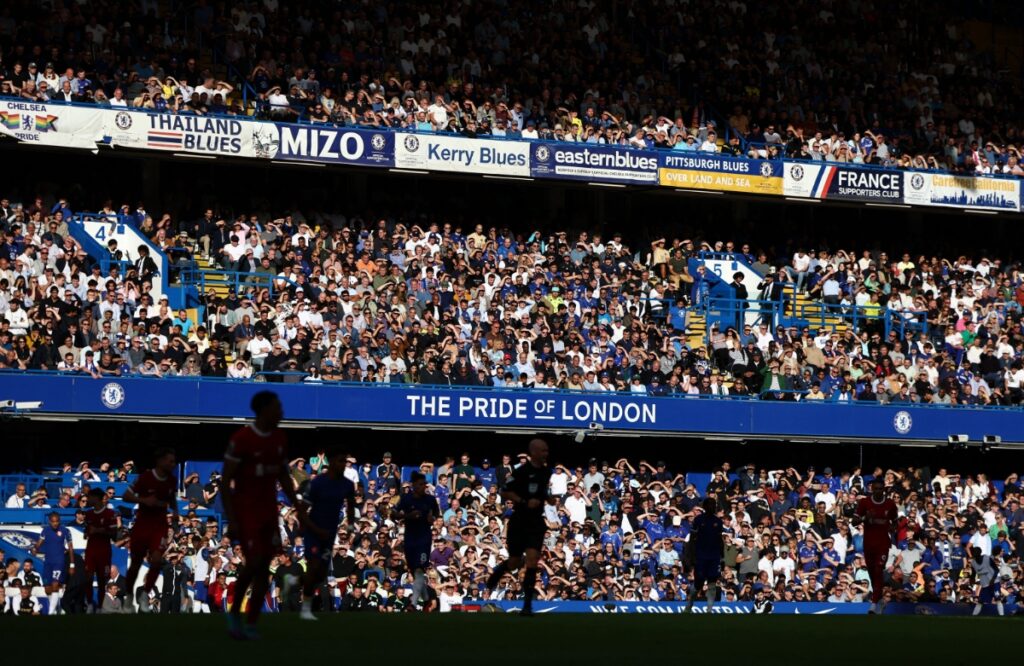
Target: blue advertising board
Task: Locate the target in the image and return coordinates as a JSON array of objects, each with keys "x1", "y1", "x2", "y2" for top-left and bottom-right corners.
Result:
[
  {"x1": 487, "y1": 601, "x2": 1002, "y2": 615},
  {"x1": 276, "y1": 125, "x2": 393, "y2": 167},
  {"x1": 1, "y1": 375, "x2": 1022, "y2": 443},
  {"x1": 784, "y1": 163, "x2": 904, "y2": 202},
  {"x1": 529, "y1": 142, "x2": 659, "y2": 184}
]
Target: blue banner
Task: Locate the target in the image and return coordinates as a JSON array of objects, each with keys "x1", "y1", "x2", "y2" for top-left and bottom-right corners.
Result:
[
  {"x1": 529, "y1": 142, "x2": 659, "y2": 184},
  {"x1": 659, "y1": 153, "x2": 783, "y2": 195},
  {"x1": 485, "y1": 601, "x2": 999, "y2": 615},
  {"x1": 2, "y1": 375, "x2": 1022, "y2": 444},
  {"x1": 276, "y1": 125, "x2": 393, "y2": 167},
  {"x1": 784, "y1": 164, "x2": 904, "y2": 202}
]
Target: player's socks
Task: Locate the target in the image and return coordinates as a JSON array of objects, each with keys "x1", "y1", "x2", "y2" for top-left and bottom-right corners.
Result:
[
  {"x1": 412, "y1": 571, "x2": 427, "y2": 607},
  {"x1": 522, "y1": 567, "x2": 537, "y2": 613},
  {"x1": 972, "y1": 603, "x2": 982, "y2": 616},
  {"x1": 48, "y1": 592, "x2": 60, "y2": 615},
  {"x1": 876, "y1": 598, "x2": 887, "y2": 615},
  {"x1": 144, "y1": 566, "x2": 160, "y2": 593},
  {"x1": 706, "y1": 584, "x2": 717, "y2": 611},
  {"x1": 227, "y1": 612, "x2": 245, "y2": 640},
  {"x1": 300, "y1": 598, "x2": 317, "y2": 621},
  {"x1": 486, "y1": 562, "x2": 509, "y2": 591},
  {"x1": 996, "y1": 601, "x2": 1004, "y2": 617},
  {"x1": 867, "y1": 602, "x2": 876, "y2": 614}
]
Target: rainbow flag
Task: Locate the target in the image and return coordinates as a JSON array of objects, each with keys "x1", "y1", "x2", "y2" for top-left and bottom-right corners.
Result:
[
  {"x1": 0, "y1": 112, "x2": 19, "y2": 129},
  {"x1": 34, "y1": 114, "x2": 57, "y2": 132}
]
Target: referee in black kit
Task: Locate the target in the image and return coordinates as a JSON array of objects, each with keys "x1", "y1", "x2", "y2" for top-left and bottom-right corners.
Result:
[{"x1": 486, "y1": 438, "x2": 551, "y2": 616}]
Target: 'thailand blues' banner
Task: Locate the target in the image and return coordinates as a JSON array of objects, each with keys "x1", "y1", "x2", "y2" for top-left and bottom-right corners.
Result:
[
  {"x1": 0, "y1": 99, "x2": 105, "y2": 150},
  {"x1": 784, "y1": 163, "x2": 904, "y2": 202},
  {"x1": 105, "y1": 109, "x2": 281, "y2": 159},
  {"x1": 903, "y1": 172, "x2": 1021, "y2": 211},
  {"x1": 529, "y1": 142, "x2": 659, "y2": 184},
  {"x1": 659, "y1": 153, "x2": 783, "y2": 195},
  {"x1": 487, "y1": 601, "x2": 1003, "y2": 615},
  {"x1": 2, "y1": 374, "x2": 1022, "y2": 444},
  {"x1": 394, "y1": 132, "x2": 529, "y2": 176},
  {"x1": 276, "y1": 125, "x2": 393, "y2": 167}
]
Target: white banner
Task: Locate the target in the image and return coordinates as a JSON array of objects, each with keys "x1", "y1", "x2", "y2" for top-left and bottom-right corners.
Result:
[
  {"x1": 903, "y1": 172, "x2": 1021, "y2": 211},
  {"x1": 394, "y1": 132, "x2": 529, "y2": 176},
  {"x1": 104, "y1": 109, "x2": 280, "y2": 159},
  {"x1": 0, "y1": 100, "x2": 104, "y2": 150}
]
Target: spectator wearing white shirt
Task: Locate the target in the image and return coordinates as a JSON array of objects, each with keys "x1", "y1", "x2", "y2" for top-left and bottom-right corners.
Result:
[{"x1": 5, "y1": 483, "x2": 29, "y2": 508}]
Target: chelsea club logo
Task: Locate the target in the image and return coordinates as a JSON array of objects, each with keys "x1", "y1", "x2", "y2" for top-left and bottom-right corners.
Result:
[
  {"x1": 759, "y1": 162, "x2": 774, "y2": 178},
  {"x1": 534, "y1": 145, "x2": 550, "y2": 162},
  {"x1": 371, "y1": 134, "x2": 386, "y2": 151},
  {"x1": 893, "y1": 410, "x2": 912, "y2": 435},
  {"x1": 114, "y1": 111, "x2": 132, "y2": 130},
  {"x1": 910, "y1": 173, "x2": 925, "y2": 191},
  {"x1": 789, "y1": 164, "x2": 804, "y2": 181},
  {"x1": 100, "y1": 382, "x2": 125, "y2": 409},
  {"x1": 403, "y1": 135, "x2": 420, "y2": 152}
]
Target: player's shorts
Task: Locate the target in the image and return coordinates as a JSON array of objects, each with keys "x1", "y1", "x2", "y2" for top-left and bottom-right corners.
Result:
[
  {"x1": 84, "y1": 547, "x2": 112, "y2": 573},
  {"x1": 194, "y1": 581, "x2": 208, "y2": 603},
  {"x1": 302, "y1": 529, "x2": 333, "y2": 563},
  {"x1": 43, "y1": 560, "x2": 66, "y2": 586},
  {"x1": 694, "y1": 557, "x2": 721, "y2": 583},
  {"x1": 404, "y1": 540, "x2": 431, "y2": 571},
  {"x1": 863, "y1": 544, "x2": 888, "y2": 570},
  {"x1": 507, "y1": 518, "x2": 545, "y2": 556},
  {"x1": 234, "y1": 513, "x2": 281, "y2": 562},
  {"x1": 130, "y1": 522, "x2": 168, "y2": 557},
  {"x1": 979, "y1": 583, "x2": 998, "y2": 604}
]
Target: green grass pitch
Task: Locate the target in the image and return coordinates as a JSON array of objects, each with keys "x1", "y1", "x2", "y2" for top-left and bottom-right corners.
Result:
[{"x1": 4, "y1": 613, "x2": 1015, "y2": 663}]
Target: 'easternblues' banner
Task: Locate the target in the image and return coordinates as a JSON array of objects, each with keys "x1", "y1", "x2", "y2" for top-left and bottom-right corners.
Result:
[
  {"x1": 3, "y1": 375, "x2": 1023, "y2": 443},
  {"x1": 105, "y1": 109, "x2": 281, "y2": 159},
  {"x1": 903, "y1": 171, "x2": 1020, "y2": 211},
  {"x1": 659, "y1": 153, "x2": 783, "y2": 195},
  {"x1": 530, "y1": 142, "x2": 659, "y2": 184},
  {"x1": 277, "y1": 125, "x2": 393, "y2": 167},
  {"x1": 488, "y1": 601, "x2": 1001, "y2": 615},
  {"x1": 0, "y1": 100, "x2": 104, "y2": 150},
  {"x1": 784, "y1": 163, "x2": 904, "y2": 202},
  {"x1": 394, "y1": 132, "x2": 529, "y2": 176}
]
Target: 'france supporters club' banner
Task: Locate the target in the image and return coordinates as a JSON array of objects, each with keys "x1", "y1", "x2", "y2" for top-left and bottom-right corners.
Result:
[
  {"x1": 276, "y1": 125, "x2": 393, "y2": 167},
  {"x1": 903, "y1": 172, "x2": 1021, "y2": 211},
  {"x1": 394, "y1": 132, "x2": 530, "y2": 176},
  {"x1": 659, "y1": 153, "x2": 783, "y2": 195},
  {"x1": 0, "y1": 100, "x2": 104, "y2": 150},
  {"x1": 529, "y1": 143, "x2": 659, "y2": 184},
  {"x1": 784, "y1": 163, "x2": 904, "y2": 202},
  {"x1": 105, "y1": 110, "x2": 282, "y2": 158}
]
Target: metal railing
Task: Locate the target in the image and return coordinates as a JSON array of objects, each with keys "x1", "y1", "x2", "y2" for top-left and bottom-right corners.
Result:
[{"x1": 178, "y1": 265, "x2": 296, "y2": 299}]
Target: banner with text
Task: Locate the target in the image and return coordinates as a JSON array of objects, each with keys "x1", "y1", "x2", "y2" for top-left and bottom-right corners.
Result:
[
  {"x1": 276, "y1": 125, "x2": 393, "y2": 167},
  {"x1": 903, "y1": 171, "x2": 1020, "y2": 211},
  {"x1": 783, "y1": 163, "x2": 904, "y2": 202},
  {"x1": 488, "y1": 601, "x2": 1000, "y2": 615},
  {"x1": 394, "y1": 132, "x2": 529, "y2": 176},
  {"x1": 529, "y1": 142, "x2": 659, "y2": 184},
  {"x1": 104, "y1": 110, "x2": 281, "y2": 159},
  {"x1": 0, "y1": 100, "x2": 104, "y2": 150},
  {"x1": 659, "y1": 153, "x2": 783, "y2": 195}
]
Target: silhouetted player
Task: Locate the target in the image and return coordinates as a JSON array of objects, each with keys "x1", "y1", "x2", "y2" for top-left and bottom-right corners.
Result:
[
  {"x1": 394, "y1": 471, "x2": 440, "y2": 611},
  {"x1": 854, "y1": 478, "x2": 897, "y2": 614},
  {"x1": 685, "y1": 497, "x2": 724, "y2": 613},
  {"x1": 486, "y1": 438, "x2": 550, "y2": 616},
  {"x1": 222, "y1": 391, "x2": 299, "y2": 639}
]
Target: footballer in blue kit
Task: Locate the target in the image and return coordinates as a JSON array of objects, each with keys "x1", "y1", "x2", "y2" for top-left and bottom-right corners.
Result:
[
  {"x1": 394, "y1": 471, "x2": 440, "y2": 610},
  {"x1": 32, "y1": 512, "x2": 74, "y2": 615},
  {"x1": 298, "y1": 449, "x2": 356, "y2": 620},
  {"x1": 685, "y1": 498, "x2": 724, "y2": 613}
]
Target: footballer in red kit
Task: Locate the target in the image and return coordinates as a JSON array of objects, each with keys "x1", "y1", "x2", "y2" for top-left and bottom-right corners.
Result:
[
  {"x1": 83, "y1": 487, "x2": 119, "y2": 610},
  {"x1": 222, "y1": 391, "x2": 300, "y2": 640},
  {"x1": 854, "y1": 478, "x2": 898, "y2": 614},
  {"x1": 123, "y1": 447, "x2": 178, "y2": 613}
]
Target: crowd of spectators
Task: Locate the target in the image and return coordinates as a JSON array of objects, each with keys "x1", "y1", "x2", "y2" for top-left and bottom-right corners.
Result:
[
  {"x1": 3, "y1": 453, "x2": 1023, "y2": 612},
  {"x1": 2, "y1": 193, "x2": 1024, "y2": 406},
  {"x1": 0, "y1": 1, "x2": 1022, "y2": 175}
]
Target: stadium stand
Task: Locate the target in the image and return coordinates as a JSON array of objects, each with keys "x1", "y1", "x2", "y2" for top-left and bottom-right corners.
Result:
[
  {"x1": 2, "y1": 194, "x2": 1023, "y2": 406},
  {"x1": 2, "y1": 454, "x2": 1021, "y2": 612},
  {"x1": 0, "y1": 0, "x2": 1022, "y2": 175}
]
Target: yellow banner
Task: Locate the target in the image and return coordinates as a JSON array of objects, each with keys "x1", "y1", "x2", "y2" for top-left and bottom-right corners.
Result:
[{"x1": 659, "y1": 168, "x2": 783, "y2": 195}]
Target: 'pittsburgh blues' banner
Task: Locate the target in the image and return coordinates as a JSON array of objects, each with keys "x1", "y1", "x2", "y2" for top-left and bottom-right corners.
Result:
[
  {"x1": 659, "y1": 153, "x2": 783, "y2": 195},
  {"x1": 3, "y1": 375, "x2": 1023, "y2": 443},
  {"x1": 277, "y1": 124, "x2": 393, "y2": 167},
  {"x1": 784, "y1": 163, "x2": 903, "y2": 202},
  {"x1": 530, "y1": 142, "x2": 659, "y2": 184},
  {"x1": 487, "y1": 601, "x2": 1002, "y2": 615}
]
